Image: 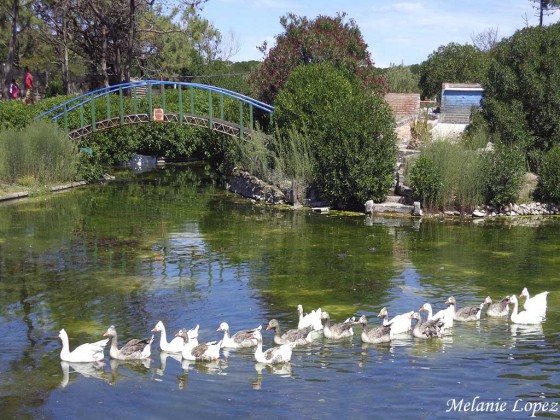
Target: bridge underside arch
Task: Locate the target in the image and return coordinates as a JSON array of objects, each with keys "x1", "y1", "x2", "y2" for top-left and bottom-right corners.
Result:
[{"x1": 68, "y1": 113, "x2": 251, "y2": 141}]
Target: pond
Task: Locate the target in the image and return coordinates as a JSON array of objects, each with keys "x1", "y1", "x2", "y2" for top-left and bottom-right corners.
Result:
[{"x1": 0, "y1": 163, "x2": 559, "y2": 419}]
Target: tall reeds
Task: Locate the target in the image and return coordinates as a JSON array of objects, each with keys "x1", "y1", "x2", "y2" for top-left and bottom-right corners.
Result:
[
  {"x1": 236, "y1": 125, "x2": 315, "y2": 191},
  {"x1": 0, "y1": 120, "x2": 78, "y2": 185}
]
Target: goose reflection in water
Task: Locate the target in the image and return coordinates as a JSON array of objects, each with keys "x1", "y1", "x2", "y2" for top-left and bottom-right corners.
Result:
[
  {"x1": 175, "y1": 356, "x2": 228, "y2": 390},
  {"x1": 252, "y1": 362, "x2": 292, "y2": 390},
  {"x1": 60, "y1": 360, "x2": 107, "y2": 388},
  {"x1": 156, "y1": 351, "x2": 182, "y2": 377},
  {"x1": 108, "y1": 358, "x2": 151, "y2": 385}
]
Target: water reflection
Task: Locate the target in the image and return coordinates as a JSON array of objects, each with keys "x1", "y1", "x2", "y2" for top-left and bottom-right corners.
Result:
[
  {"x1": 60, "y1": 361, "x2": 108, "y2": 388},
  {"x1": 1, "y1": 165, "x2": 559, "y2": 419},
  {"x1": 108, "y1": 358, "x2": 152, "y2": 385},
  {"x1": 156, "y1": 351, "x2": 182, "y2": 377},
  {"x1": 253, "y1": 362, "x2": 293, "y2": 390}
]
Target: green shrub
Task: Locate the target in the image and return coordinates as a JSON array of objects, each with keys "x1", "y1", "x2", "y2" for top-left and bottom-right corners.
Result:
[
  {"x1": 273, "y1": 63, "x2": 397, "y2": 209},
  {"x1": 537, "y1": 144, "x2": 560, "y2": 203},
  {"x1": 408, "y1": 155, "x2": 442, "y2": 211},
  {"x1": 480, "y1": 141, "x2": 525, "y2": 207},
  {"x1": 0, "y1": 100, "x2": 35, "y2": 130},
  {"x1": 407, "y1": 140, "x2": 485, "y2": 213},
  {"x1": 0, "y1": 120, "x2": 78, "y2": 184}
]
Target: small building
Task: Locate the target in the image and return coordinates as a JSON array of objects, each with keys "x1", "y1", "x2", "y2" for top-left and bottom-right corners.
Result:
[
  {"x1": 440, "y1": 83, "x2": 484, "y2": 124},
  {"x1": 384, "y1": 93, "x2": 420, "y2": 125}
]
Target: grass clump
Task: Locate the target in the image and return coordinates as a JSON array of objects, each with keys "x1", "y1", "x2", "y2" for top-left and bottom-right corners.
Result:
[{"x1": 0, "y1": 120, "x2": 79, "y2": 187}]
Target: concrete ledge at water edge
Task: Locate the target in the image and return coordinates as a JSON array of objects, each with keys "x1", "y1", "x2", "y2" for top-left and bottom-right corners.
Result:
[
  {"x1": 365, "y1": 199, "x2": 422, "y2": 216},
  {"x1": 0, "y1": 181, "x2": 88, "y2": 203}
]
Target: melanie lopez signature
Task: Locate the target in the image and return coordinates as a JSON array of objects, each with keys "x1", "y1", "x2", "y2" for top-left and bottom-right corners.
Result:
[{"x1": 446, "y1": 396, "x2": 558, "y2": 417}]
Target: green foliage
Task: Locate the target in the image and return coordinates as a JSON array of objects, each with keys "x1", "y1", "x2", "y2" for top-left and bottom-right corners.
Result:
[
  {"x1": 536, "y1": 144, "x2": 560, "y2": 202},
  {"x1": 381, "y1": 64, "x2": 420, "y2": 93},
  {"x1": 251, "y1": 12, "x2": 384, "y2": 104},
  {"x1": 408, "y1": 155, "x2": 442, "y2": 211},
  {"x1": 0, "y1": 120, "x2": 78, "y2": 184},
  {"x1": 409, "y1": 115, "x2": 432, "y2": 149},
  {"x1": 273, "y1": 63, "x2": 354, "y2": 137},
  {"x1": 482, "y1": 23, "x2": 560, "y2": 168},
  {"x1": 274, "y1": 63, "x2": 397, "y2": 209},
  {"x1": 480, "y1": 141, "x2": 525, "y2": 207},
  {"x1": 419, "y1": 42, "x2": 489, "y2": 99},
  {"x1": 0, "y1": 100, "x2": 35, "y2": 130},
  {"x1": 234, "y1": 125, "x2": 314, "y2": 189},
  {"x1": 76, "y1": 152, "x2": 105, "y2": 183},
  {"x1": 407, "y1": 140, "x2": 485, "y2": 213}
]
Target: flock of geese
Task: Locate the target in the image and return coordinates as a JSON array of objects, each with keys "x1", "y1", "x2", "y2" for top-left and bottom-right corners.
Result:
[{"x1": 58, "y1": 287, "x2": 549, "y2": 366}]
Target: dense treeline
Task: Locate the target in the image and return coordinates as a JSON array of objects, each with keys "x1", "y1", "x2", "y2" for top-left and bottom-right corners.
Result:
[
  {"x1": 2, "y1": 2, "x2": 560, "y2": 209},
  {"x1": 407, "y1": 22, "x2": 560, "y2": 211}
]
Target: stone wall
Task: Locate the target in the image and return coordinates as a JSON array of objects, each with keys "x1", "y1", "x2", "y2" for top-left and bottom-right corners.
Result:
[
  {"x1": 229, "y1": 168, "x2": 286, "y2": 204},
  {"x1": 384, "y1": 93, "x2": 420, "y2": 124}
]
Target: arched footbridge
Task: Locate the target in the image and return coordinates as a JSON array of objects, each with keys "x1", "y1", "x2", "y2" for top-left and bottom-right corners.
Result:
[{"x1": 34, "y1": 80, "x2": 274, "y2": 141}]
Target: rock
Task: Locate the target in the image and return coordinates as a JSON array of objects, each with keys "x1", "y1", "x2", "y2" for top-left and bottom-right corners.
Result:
[
  {"x1": 413, "y1": 201, "x2": 423, "y2": 216},
  {"x1": 472, "y1": 210, "x2": 485, "y2": 217},
  {"x1": 229, "y1": 168, "x2": 285, "y2": 204}
]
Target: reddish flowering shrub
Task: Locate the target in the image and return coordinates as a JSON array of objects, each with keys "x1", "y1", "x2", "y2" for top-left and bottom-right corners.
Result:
[{"x1": 251, "y1": 12, "x2": 386, "y2": 104}]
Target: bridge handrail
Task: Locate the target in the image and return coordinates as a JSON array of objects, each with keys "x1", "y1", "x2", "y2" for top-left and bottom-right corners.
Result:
[{"x1": 34, "y1": 80, "x2": 274, "y2": 122}]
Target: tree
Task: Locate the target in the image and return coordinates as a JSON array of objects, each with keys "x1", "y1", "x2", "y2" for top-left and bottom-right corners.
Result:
[
  {"x1": 471, "y1": 27, "x2": 500, "y2": 52},
  {"x1": 482, "y1": 22, "x2": 560, "y2": 168},
  {"x1": 418, "y1": 42, "x2": 489, "y2": 100},
  {"x1": 251, "y1": 12, "x2": 384, "y2": 105},
  {"x1": 30, "y1": 0, "x2": 210, "y2": 89},
  {"x1": 274, "y1": 63, "x2": 397, "y2": 209},
  {"x1": 380, "y1": 63, "x2": 420, "y2": 93},
  {"x1": 1, "y1": 0, "x2": 34, "y2": 98},
  {"x1": 530, "y1": 0, "x2": 560, "y2": 26}
]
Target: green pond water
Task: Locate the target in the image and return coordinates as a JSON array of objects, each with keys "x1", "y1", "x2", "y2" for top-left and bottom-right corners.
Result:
[{"x1": 0, "y1": 163, "x2": 558, "y2": 419}]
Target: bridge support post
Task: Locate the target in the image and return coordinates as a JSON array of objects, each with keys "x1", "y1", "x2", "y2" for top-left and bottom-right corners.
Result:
[
  {"x1": 239, "y1": 102, "x2": 244, "y2": 140},
  {"x1": 119, "y1": 87, "x2": 124, "y2": 126},
  {"x1": 147, "y1": 81, "x2": 153, "y2": 121},
  {"x1": 208, "y1": 91, "x2": 213, "y2": 130},
  {"x1": 178, "y1": 85, "x2": 184, "y2": 125}
]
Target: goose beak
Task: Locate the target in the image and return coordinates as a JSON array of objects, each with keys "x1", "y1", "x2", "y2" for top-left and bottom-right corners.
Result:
[
  {"x1": 419, "y1": 306, "x2": 425, "y2": 311},
  {"x1": 151, "y1": 327, "x2": 157, "y2": 332},
  {"x1": 216, "y1": 327, "x2": 222, "y2": 332}
]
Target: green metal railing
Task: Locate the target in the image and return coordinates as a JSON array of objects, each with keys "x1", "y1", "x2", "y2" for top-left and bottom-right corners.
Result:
[{"x1": 35, "y1": 80, "x2": 274, "y2": 141}]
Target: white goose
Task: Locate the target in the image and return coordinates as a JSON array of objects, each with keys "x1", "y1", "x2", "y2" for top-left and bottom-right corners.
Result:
[
  {"x1": 58, "y1": 328, "x2": 108, "y2": 363},
  {"x1": 509, "y1": 295, "x2": 545, "y2": 325},
  {"x1": 151, "y1": 321, "x2": 184, "y2": 353},
  {"x1": 297, "y1": 304, "x2": 323, "y2": 330},
  {"x1": 176, "y1": 328, "x2": 221, "y2": 361},
  {"x1": 520, "y1": 288, "x2": 548, "y2": 317},
  {"x1": 377, "y1": 307, "x2": 413, "y2": 334},
  {"x1": 103, "y1": 325, "x2": 153, "y2": 360},
  {"x1": 217, "y1": 322, "x2": 260, "y2": 349},
  {"x1": 419, "y1": 303, "x2": 454, "y2": 331},
  {"x1": 251, "y1": 329, "x2": 293, "y2": 364}
]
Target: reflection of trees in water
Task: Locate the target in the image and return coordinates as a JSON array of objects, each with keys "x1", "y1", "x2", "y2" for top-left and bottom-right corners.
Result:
[
  {"x1": 405, "y1": 219, "x2": 560, "y2": 297},
  {"x1": 0, "y1": 164, "x2": 219, "y2": 417},
  {"x1": 198, "y1": 201, "x2": 399, "y2": 318}
]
